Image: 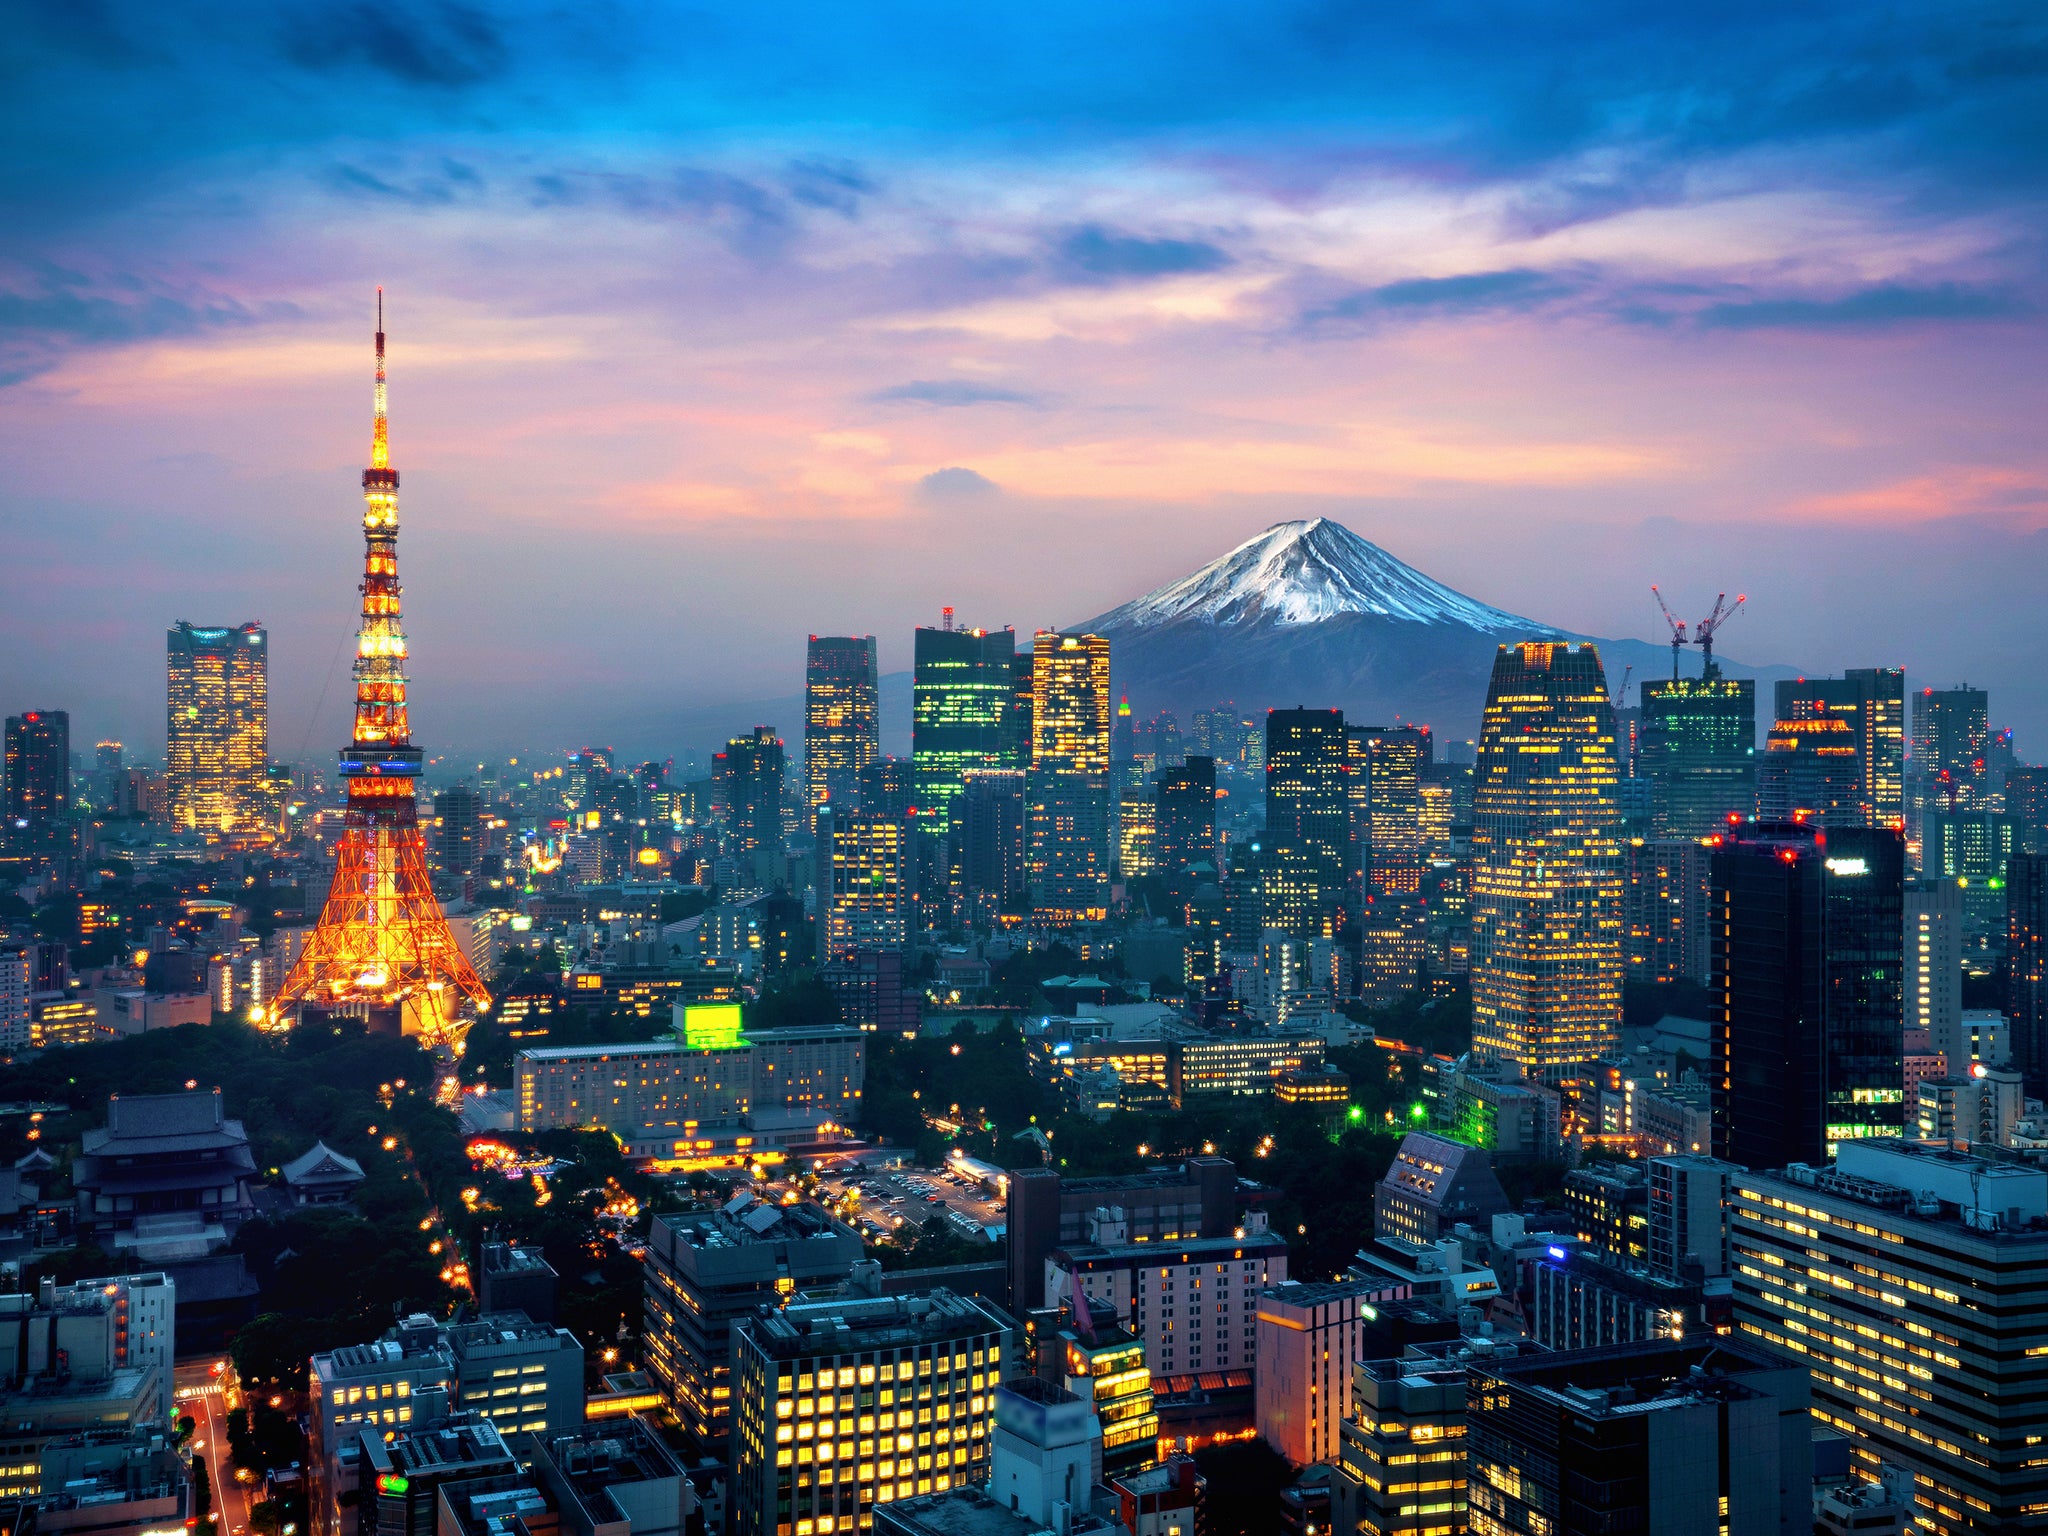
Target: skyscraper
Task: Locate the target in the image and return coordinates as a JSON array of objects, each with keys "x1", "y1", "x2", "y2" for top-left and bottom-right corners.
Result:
[
  {"x1": 803, "y1": 635, "x2": 880, "y2": 820},
  {"x1": 1155, "y1": 755, "x2": 1216, "y2": 892},
  {"x1": 1027, "y1": 631, "x2": 1112, "y2": 925},
  {"x1": 1774, "y1": 667, "x2": 1905, "y2": 828},
  {"x1": 1470, "y1": 643, "x2": 1624, "y2": 1081},
  {"x1": 715, "y1": 727, "x2": 786, "y2": 889},
  {"x1": 1912, "y1": 685, "x2": 1990, "y2": 814},
  {"x1": 273, "y1": 294, "x2": 490, "y2": 1044},
  {"x1": 1356, "y1": 725, "x2": 1427, "y2": 894},
  {"x1": 1264, "y1": 709, "x2": 1352, "y2": 941},
  {"x1": 1641, "y1": 671, "x2": 1755, "y2": 838},
  {"x1": 1756, "y1": 713, "x2": 1859, "y2": 825},
  {"x1": 2, "y1": 711, "x2": 69, "y2": 853},
  {"x1": 950, "y1": 769, "x2": 1027, "y2": 928},
  {"x1": 166, "y1": 620, "x2": 270, "y2": 835},
  {"x1": 1710, "y1": 823, "x2": 1905, "y2": 1169},
  {"x1": 2009, "y1": 855, "x2": 2048, "y2": 1095},
  {"x1": 819, "y1": 807, "x2": 907, "y2": 961},
  {"x1": 911, "y1": 623, "x2": 1015, "y2": 831},
  {"x1": 1906, "y1": 877, "x2": 1962, "y2": 1068},
  {"x1": 431, "y1": 784, "x2": 483, "y2": 883}
]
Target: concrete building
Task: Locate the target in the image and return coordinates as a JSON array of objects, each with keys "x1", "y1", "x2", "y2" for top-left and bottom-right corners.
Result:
[
  {"x1": 444, "y1": 1312, "x2": 585, "y2": 1439},
  {"x1": 7, "y1": 1425, "x2": 190, "y2": 1536},
  {"x1": 308, "y1": 1319, "x2": 455, "y2": 1536},
  {"x1": 1043, "y1": 1208, "x2": 1287, "y2": 1378},
  {"x1": 477, "y1": 1242, "x2": 558, "y2": 1326},
  {"x1": 642, "y1": 1195, "x2": 863, "y2": 1448},
  {"x1": 0, "y1": 1278, "x2": 172, "y2": 1491},
  {"x1": 1330, "y1": 1356, "x2": 1469, "y2": 1536},
  {"x1": 1466, "y1": 1338, "x2": 1812, "y2": 1536},
  {"x1": 1906, "y1": 878, "x2": 1963, "y2": 1068},
  {"x1": 515, "y1": 1017, "x2": 865, "y2": 1162},
  {"x1": 528, "y1": 1417, "x2": 693, "y2": 1536},
  {"x1": 357, "y1": 1416, "x2": 520, "y2": 1536},
  {"x1": 1731, "y1": 1140, "x2": 2048, "y2": 1535},
  {"x1": 871, "y1": 1377, "x2": 1117, "y2": 1536},
  {"x1": 1253, "y1": 1279, "x2": 1392, "y2": 1469},
  {"x1": 1646, "y1": 1153, "x2": 1734, "y2": 1280},
  {"x1": 1373, "y1": 1132, "x2": 1509, "y2": 1247},
  {"x1": 1006, "y1": 1158, "x2": 1237, "y2": 1315},
  {"x1": 729, "y1": 1289, "x2": 1016, "y2": 1536}
]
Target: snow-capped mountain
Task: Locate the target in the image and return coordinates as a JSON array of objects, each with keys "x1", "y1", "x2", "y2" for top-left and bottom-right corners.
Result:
[
  {"x1": 1085, "y1": 518, "x2": 1535, "y2": 633},
  {"x1": 1077, "y1": 518, "x2": 1789, "y2": 737}
]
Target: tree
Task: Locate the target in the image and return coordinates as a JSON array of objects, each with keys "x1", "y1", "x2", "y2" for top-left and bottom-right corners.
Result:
[{"x1": 191, "y1": 1453, "x2": 212, "y2": 1527}]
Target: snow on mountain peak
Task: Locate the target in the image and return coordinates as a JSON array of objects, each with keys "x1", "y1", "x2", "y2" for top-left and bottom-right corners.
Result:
[{"x1": 1085, "y1": 518, "x2": 1535, "y2": 633}]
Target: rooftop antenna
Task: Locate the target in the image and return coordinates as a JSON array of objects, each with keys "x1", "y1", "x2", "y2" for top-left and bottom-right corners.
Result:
[{"x1": 941, "y1": 606, "x2": 955, "y2": 633}]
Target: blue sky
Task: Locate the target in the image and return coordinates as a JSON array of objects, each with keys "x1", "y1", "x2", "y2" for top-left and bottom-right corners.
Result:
[{"x1": 5, "y1": 0, "x2": 2047, "y2": 756}]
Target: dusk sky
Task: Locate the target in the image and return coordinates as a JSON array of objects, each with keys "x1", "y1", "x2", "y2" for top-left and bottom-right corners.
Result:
[{"x1": 6, "y1": 1, "x2": 2048, "y2": 761}]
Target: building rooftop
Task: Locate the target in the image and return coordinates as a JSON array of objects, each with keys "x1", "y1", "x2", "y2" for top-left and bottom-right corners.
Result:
[
  {"x1": 1770, "y1": 1139, "x2": 2048, "y2": 1233},
  {"x1": 744, "y1": 1289, "x2": 1013, "y2": 1361},
  {"x1": 280, "y1": 1141, "x2": 365, "y2": 1186},
  {"x1": 877, "y1": 1487, "x2": 1118, "y2": 1536}
]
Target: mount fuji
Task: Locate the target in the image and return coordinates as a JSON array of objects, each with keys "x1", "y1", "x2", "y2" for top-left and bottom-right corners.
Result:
[{"x1": 1075, "y1": 518, "x2": 1791, "y2": 737}]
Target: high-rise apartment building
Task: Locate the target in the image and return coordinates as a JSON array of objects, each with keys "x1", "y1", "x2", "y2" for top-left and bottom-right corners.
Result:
[
  {"x1": 1710, "y1": 823, "x2": 1905, "y2": 1169},
  {"x1": 1253, "y1": 1279, "x2": 1388, "y2": 1468},
  {"x1": 1264, "y1": 709, "x2": 1352, "y2": 941},
  {"x1": 729, "y1": 1289, "x2": 1015, "y2": 1536},
  {"x1": 166, "y1": 621, "x2": 269, "y2": 835},
  {"x1": 3, "y1": 711, "x2": 70, "y2": 853},
  {"x1": 1026, "y1": 631, "x2": 1112, "y2": 926},
  {"x1": 1732, "y1": 1142, "x2": 2048, "y2": 1536},
  {"x1": 1775, "y1": 668, "x2": 1906, "y2": 828},
  {"x1": 716, "y1": 728, "x2": 786, "y2": 888},
  {"x1": 1470, "y1": 643, "x2": 1624, "y2": 1080},
  {"x1": 912, "y1": 624, "x2": 1015, "y2": 830},
  {"x1": 1641, "y1": 670, "x2": 1755, "y2": 838},
  {"x1": 820, "y1": 808, "x2": 907, "y2": 961},
  {"x1": 2010, "y1": 854, "x2": 2048, "y2": 1094},
  {"x1": 805, "y1": 636, "x2": 881, "y2": 819}
]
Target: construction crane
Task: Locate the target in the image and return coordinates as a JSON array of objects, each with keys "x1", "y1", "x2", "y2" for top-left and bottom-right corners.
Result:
[
  {"x1": 1650, "y1": 586, "x2": 1688, "y2": 679},
  {"x1": 1695, "y1": 592, "x2": 1745, "y2": 676},
  {"x1": 1610, "y1": 664, "x2": 1632, "y2": 710}
]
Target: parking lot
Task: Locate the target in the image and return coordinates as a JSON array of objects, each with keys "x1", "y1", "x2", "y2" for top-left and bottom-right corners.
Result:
[{"x1": 780, "y1": 1159, "x2": 1007, "y2": 1246}]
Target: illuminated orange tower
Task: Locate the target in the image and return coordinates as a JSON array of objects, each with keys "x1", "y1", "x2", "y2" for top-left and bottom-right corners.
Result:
[{"x1": 274, "y1": 292, "x2": 490, "y2": 1046}]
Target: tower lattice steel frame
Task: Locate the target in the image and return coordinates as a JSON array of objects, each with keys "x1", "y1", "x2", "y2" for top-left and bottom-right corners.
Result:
[{"x1": 273, "y1": 292, "x2": 490, "y2": 1046}]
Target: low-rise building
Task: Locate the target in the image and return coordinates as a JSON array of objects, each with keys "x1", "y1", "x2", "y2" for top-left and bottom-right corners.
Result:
[
  {"x1": 445, "y1": 1313, "x2": 585, "y2": 1439},
  {"x1": 528, "y1": 1417, "x2": 692, "y2": 1536},
  {"x1": 309, "y1": 1319, "x2": 455, "y2": 1536},
  {"x1": 1043, "y1": 1208, "x2": 1286, "y2": 1378},
  {"x1": 1253, "y1": 1278, "x2": 1410, "y2": 1470}
]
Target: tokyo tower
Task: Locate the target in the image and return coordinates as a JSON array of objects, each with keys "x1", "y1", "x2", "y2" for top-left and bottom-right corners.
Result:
[{"x1": 273, "y1": 292, "x2": 491, "y2": 1047}]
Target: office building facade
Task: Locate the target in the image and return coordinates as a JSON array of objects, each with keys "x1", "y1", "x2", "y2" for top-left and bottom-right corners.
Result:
[
  {"x1": 729, "y1": 1290, "x2": 1015, "y2": 1536},
  {"x1": 166, "y1": 620, "x2": 269, "y2": 835},
  {"x1": 1711, "y1": 823, "x2": 1906, "y2": 1168},
  {"x1": 3, "y1": 711, "x2": 69, "y2": 853},
  {"x1": 1465, "y1": 1338, "x2": 1812, "y2": 1536},
  {"x1": 2012, "y1": 853, "x2": 2048, "y2": 1094},
  {"x1": 805, "y1": 636, "x2": 882, "y2": 819},
  {"x1": 1642, "y1": 671, "x2": 1756, "y2": 839},
  {"x1": 912, "y1": 625, "x2": 1016, "y2": 832},
  {"x1": 821, "y1": 809, "x2": 908, "y2": 961},
  {"x1": 716, "y1": 728, "x2": 787, "y2": 885},
  {"x1": 1264, "y1": 708, "x2": 1352, "y2": 941},
  {"x1": 1026, "y1": 631, "x2": 1112, "y2": 925},
  {"x1": 1731, "y1": 1142, "x2": 2048, "y2": 1536},
  {"x1": 1470, "y1": 642, "x2": 1624, "y2": 1080},
  {"x1": 1776, "y1": 668, "x2": 1906, "y2": 829},
  {"x1": 1154, "y1": 755, "x2": 1216, "y2": 893},
  {"x1": 644, "y1": 1197, "x2": 864, "y2": 1447}
]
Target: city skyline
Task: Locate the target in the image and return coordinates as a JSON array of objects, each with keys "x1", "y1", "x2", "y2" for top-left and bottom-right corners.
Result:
[{"x1": 6, "y1": 4, "x2": 2048, "y2": 755}]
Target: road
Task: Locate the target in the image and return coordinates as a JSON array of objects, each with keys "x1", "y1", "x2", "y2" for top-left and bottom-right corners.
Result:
[{"x1": 174, "y1": 1361, "x2": 252, "y2": 1536}]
